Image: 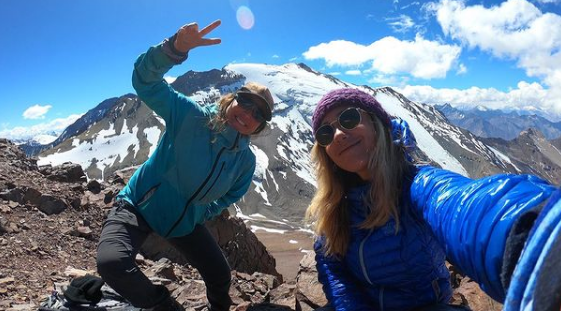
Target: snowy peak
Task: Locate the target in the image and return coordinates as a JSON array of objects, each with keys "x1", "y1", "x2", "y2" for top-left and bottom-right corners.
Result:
[{"x1": 36, "y1": 62, "x2": 561, "y2": 225}]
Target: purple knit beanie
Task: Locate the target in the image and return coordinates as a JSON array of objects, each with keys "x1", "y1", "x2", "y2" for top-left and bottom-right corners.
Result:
[{"x1": 312, "y1": 88, "x2": 391, "y2": 133}]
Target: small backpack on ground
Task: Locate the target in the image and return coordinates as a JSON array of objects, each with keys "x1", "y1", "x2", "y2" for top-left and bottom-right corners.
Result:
[{"x1": 38, "y1": 275, "x2": 138, "y2": 311}]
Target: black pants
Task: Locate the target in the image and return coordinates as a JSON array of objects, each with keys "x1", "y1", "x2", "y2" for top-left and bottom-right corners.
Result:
[{"x1": 96, "y1": 201, "x2": 232, "y2": 310}]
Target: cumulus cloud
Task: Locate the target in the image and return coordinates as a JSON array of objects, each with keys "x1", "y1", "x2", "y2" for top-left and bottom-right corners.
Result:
[
  {"x1": 303, "y1": 40, "x2": 374, "y2": 67},
  {"x1": 430, "y1": 0, "x2": 561, "y2": 111},
  {"x1": 0, "y1": 114, "x2": 82, "y2": 142},
  {"x1": 23, "y1": 104, "x2": 52, "y2": 119},
  {"x1": 397, "y1": 80, "x2": 561, "y2": 115},
  {"x1": 303, "y1": 34, "x2": 461, "y2": 79}
]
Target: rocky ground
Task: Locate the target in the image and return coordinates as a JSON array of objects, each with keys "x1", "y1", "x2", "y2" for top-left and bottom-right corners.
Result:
[{"x1": 0, "y1": 138, "x2": 501, "y2": 311}]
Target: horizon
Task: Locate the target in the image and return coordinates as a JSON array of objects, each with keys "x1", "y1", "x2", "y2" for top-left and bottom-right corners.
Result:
[{"x1": 2, "y1": 0, "x2": 561, "y2": 142}]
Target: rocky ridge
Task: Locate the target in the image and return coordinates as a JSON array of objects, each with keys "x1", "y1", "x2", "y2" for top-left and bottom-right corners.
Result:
[{"x1": 0, "y1": 139, "x2": 500, "y2": 311}]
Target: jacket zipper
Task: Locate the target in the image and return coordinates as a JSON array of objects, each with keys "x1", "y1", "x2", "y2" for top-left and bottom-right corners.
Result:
[
  {"x1": 165, "y1": 133, "x2": 240, "y2": 237},
  {"x1": 360, "y1": 228, "x2": 385, "y2": 309},
  {"x1": 359, "y1": 228, "x2": 374, "y2": 285},
  {"x1": 199, "y1": 162, "x2": 225, "y2": 201},
  {"x1": 379, "y1": 286, "x2": 385, "y2": 311}
]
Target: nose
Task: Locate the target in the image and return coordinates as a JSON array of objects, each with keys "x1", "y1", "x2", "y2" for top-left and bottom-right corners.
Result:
[
  {"x1": 240, "y1": 109, "x2": 261, "y2": 129},
  {"x1": 332, "y1": 127, "x2": 348, "y2": 144}
]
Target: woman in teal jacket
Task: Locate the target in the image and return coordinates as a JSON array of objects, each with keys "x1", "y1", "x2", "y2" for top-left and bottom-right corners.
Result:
[{"x1": 96, "y1": 20, "x2": 274, "y2": 311}]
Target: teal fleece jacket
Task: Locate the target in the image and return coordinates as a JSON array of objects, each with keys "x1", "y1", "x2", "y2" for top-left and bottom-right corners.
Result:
[{"x1": 117, "y1": 44, "x2": 256, "y2": 238}]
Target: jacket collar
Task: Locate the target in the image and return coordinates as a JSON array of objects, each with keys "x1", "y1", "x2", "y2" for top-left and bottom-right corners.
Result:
[{"x1": 209, "y1": 104, "x2": 250, "y2": 151}]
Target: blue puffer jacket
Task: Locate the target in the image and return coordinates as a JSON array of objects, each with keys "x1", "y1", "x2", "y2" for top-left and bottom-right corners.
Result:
[
  {"x1": 315, "y1": 166, "x2": 556, "y2": 311},
  {"x1": 315, "y1": 179, "x2": 451, "y2": 311}
]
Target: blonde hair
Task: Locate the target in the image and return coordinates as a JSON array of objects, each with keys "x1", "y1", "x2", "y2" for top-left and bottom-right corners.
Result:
[
  {"x1": 209, "y1": 93, "x2": 267, "y2": 135},
  {"x1": 306, "y1": 114, "x2": 410, "y2": 257}
]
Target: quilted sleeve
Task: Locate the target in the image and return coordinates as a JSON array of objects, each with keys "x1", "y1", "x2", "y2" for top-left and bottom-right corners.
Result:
[{"x1": 409, "y1": 166, "x2": 555, "y2": 301}]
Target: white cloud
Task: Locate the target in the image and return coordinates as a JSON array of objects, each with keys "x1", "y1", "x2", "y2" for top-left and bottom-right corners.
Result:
[
  {"x1": 303, "y1": 34, "x2": 461, "y2": 79},
  {"x1": 345, "y1": 70, "x2": 362, "y2": 75},
  {"x1": 303, "y1": 40, "x2": 374, "y2": 67},
  {"x1": 23, "y1": 104, "x2": 52, "y2": 119},
  {"x1": 370, "y1": 35, "x2": 462, "y2": 79},
  {"x1": 534, "y1": 0, "x2": 561, "y2": 3},
  {"x1": 456, "y1": 63, "x2": 467, "y2": 75},
  {"x1": 431, "y1": 0, "x2": 561, "y2": 111},
  {"x1": 369, "y1": 74, "x2": 407, "y2": 86},
  {"x1": 0, "y1": 114, "x2": 82, "y2": 142},
  {"x1": 272, "y1": 54, "x2": 280, "y2": 59},
  {"x1": 386, "y1": 14, "x2": 415, "y2": 33},
  {"x1": 397, "y1": 80, "x2": 561, "y2": 116}
]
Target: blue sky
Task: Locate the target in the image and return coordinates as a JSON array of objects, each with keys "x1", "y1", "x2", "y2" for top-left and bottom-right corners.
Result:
[{"x1": 2, "y1": 0, "x2": 561, "y2": 141}]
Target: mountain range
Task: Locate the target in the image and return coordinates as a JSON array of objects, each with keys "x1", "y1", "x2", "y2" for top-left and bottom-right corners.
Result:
[
  {"x1": 12, "y1": 62, "x2": 561, "y2": 226},
  {"x1": 436, "y1": 103, "x2": 561, "y2": 140}
]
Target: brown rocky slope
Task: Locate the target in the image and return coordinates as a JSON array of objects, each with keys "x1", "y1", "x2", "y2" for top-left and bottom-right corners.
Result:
[{"x1": 0, "y1": 139, "x2": 500, "y2": 311}]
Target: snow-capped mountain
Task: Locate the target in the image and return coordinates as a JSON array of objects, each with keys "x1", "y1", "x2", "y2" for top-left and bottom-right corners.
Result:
[
  {"x1": 18, "y1": 96, "x2": 124, "y2": 157},
  {"x1": 436, "y1": 103, "x2": 561, "y2": 140},
  {"x1": 481, "y1": 128, "x2": 561, "y2": 184},
  {"x1": 13, "y1": 132, "x2": 59, "y2": 155},
  {"x1": 36, "y1": 63, "x2": 561, "y2": 224}
]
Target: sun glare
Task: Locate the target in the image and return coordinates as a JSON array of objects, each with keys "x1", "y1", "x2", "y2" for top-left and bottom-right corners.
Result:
[{"x1": 236, "y1": 6, "x2": 255, "y2": 30}]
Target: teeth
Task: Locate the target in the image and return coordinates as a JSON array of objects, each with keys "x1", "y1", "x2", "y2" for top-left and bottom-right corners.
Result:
[{"x1": 236, "y1": 116, "x2": 246, "y2": 126}]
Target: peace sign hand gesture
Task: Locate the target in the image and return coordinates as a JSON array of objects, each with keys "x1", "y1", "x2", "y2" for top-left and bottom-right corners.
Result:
[{"x1": 173, "y1": 20, "x2": 222, "y2": 53}]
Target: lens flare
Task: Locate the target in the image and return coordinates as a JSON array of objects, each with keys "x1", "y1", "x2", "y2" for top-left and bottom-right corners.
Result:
[{"x1": 236, "y1": 6, "x2": 255, "y2": 30}]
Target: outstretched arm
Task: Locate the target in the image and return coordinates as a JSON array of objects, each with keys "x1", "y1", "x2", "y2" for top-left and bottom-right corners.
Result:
[
  {"x1": 410, "y1": 166, "x2": 556, "y2": 302},
  {"x1": 132, "y1": 20, "x2": 221, "y2": 124}
]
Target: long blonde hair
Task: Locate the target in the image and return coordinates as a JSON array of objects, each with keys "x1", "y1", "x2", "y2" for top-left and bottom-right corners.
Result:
[{"x1": 306, "y1": 113, "x2": 410, "y2": 257}]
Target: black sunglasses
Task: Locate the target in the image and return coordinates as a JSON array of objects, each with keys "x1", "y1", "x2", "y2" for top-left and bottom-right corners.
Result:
[
  {"x1": 314, "y1": 107, "x2": 364, "y2": 146},
  {"x1": 235, "y1": 94, "x2": 265, "y2": 123}
]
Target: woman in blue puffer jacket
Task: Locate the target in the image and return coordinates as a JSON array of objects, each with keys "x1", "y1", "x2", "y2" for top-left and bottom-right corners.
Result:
[{"x1": 306, "y1": 88, "x2": 561, "y2": 311}]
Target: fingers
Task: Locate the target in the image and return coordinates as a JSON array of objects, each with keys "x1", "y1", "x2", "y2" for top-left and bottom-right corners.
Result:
[
  {"x1": 199, "y1": 38, "x2": 222, "y2": 46},
  {"x1": 179, "y1": 22, "x2": 198, "y2": 32},
  {"x1": 199, "y1": 20, "x2": 221, "y2": 37},
  {"x1": 174, "y1": 20, "x2": 221, "y2": 52}
]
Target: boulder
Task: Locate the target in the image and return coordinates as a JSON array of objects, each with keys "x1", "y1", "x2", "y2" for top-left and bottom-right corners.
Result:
[{"x1": 46, "y1": 162, "x2": 86, "y2": 183}]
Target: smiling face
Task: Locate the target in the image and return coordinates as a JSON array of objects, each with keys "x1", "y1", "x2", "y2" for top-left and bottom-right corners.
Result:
[
  {"x1": 321, "y1": 105, "x2": 377, "y2": 181},
  {"x1": 225, "y1": 98, "x2": 264, "y2": 135}
]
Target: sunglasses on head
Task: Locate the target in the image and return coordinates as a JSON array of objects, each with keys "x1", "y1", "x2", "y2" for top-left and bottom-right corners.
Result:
[
  {"x1": 235, "y1": 94, "x2": 265, "y2": 123},
  {"x1": 314, "y1": 107, "x2": 365, "y2": 147}
]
